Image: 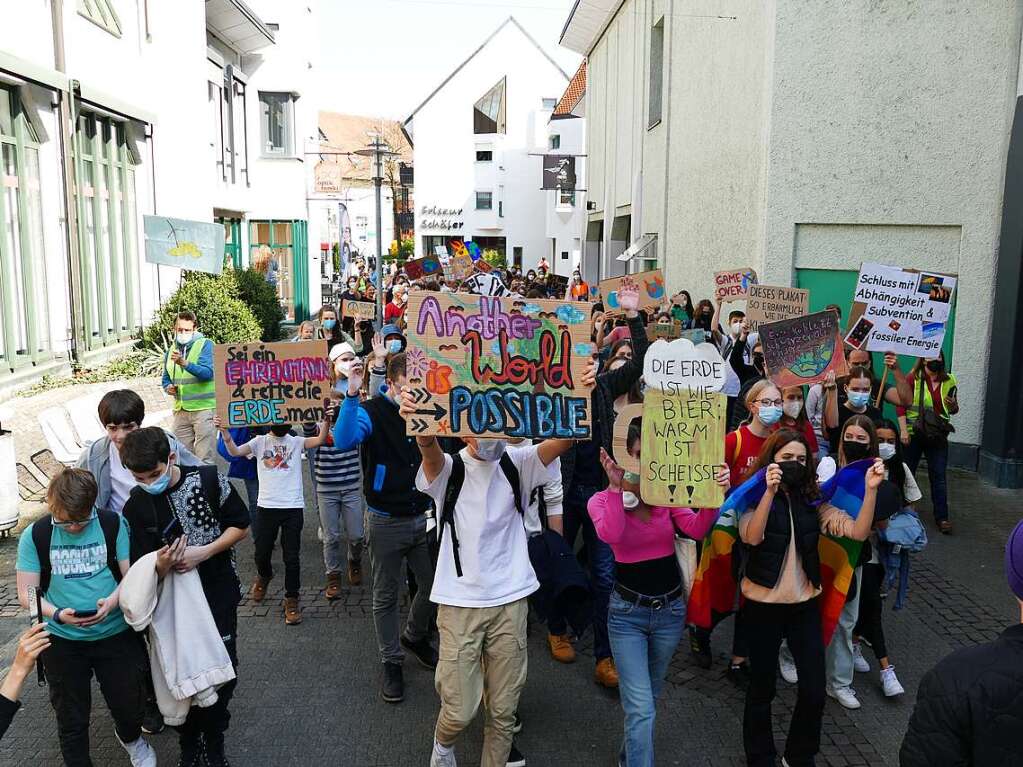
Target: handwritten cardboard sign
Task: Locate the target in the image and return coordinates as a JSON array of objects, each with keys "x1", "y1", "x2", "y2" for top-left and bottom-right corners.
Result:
[
  {"x1": 759, "y1": 310, "x2": 849, "y2": 389},
  {"x1": 404, "y1": 255, "x2": 443, "y2": 281},
  {"x1": 612, "y1": 338, "x2": 726, "y2": 507},
  {"x1": 547, "y1": 273, "x2": 569, "y2": 297},
  {"x1": 847, "y1": 262, "x2": 957, "y2": 357},
  {"x1": 342, "y1": 299, "x2": 376, "y2": 321},
  {"x1": 714, "y1": 267, "x2": 758, "y2": 301},
  {"x1": 474, "y1": 258, "x2": 494, "y2": 273},
  {"x1": 404, "y1": 291, "x2": 595, "y2": 438},
  {"x1": 215, "y1": 340, "x2": 330, "y2": 426},
  {"x1": 746, "y1": 285, "x2": 809, "y2": 330},
  {"x1": 448, "y1": 251, "x2": 474, "y2": 281},
  {"x1": 598, "y1": 269, "x2": 666, "y2": 317},
  {"x1": 647, "y1": 321, "x2": 682, "y2": 340}
]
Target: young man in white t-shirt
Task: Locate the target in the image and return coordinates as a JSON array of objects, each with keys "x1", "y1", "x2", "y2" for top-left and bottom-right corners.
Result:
[
  {"x1": 401, "y1": 375, "x2": 591, "y2": 767},
  {"x1": 218, "y1": 416, "x2": 330, "y2": 625}
]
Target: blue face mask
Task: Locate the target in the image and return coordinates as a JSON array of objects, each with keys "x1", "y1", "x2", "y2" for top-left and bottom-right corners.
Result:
[
  {"x1": 758, "y1": 405, "x2": 783, "y2": 426},
  {"x1": 848, "y1": 391, "x2": 871, "y2": 409},
  {"x1": 322, "y1": 319, "x2": 336, "y2": 330},
  {"x1": 387, "y1": 339, "x2": 402, "y2": 354},
  {"x1": 140, "y1": 464, "x2": 172, "y2": 495}
]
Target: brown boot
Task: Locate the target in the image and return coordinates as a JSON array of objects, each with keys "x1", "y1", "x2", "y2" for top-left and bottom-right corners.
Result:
[
  {"x1": 325, "y1": 573, "x2": 342, "y2": 601},
  {"x1": 547, "y1": 633, "x2": 576, "y2": 664},
  {"x1": 250, "y1": 576, "x2": 268, "y2": 603},
  {"x1": 284, "y1": 597, "x2": 302, "y2": 625},
  {"x1": 595, "y1": 657, "x2": 619, "y2": 688},
  {"x1": 347, "y1": 559, "x2": 363, "y2": 587}
]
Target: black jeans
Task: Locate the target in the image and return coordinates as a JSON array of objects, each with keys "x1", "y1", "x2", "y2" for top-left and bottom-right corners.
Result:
[
  {"x1": 254, "y1": 507, "x2": 304, "y2": 597},
  {"x1": 42, "y1": 629, "x2": 148, "y2": 767},
  {"x1": 853, "y1": 561, "x2": 887, "y2": 659},
  {"x1": 177, "y1": 601, "x2": 239, "y2": 751},
  {"x1": 742, "y1": 598, "x2": 826, "y2": 767}
]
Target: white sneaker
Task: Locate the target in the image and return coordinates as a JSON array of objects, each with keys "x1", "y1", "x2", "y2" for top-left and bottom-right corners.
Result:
[
  {"x1": 827, "y1": 684, "x2": 861, "y2": 709},
  {"x1": 117, "y1": 734, "x2": 157, "y2": 767},
  {"x1": 779, "y1": 651, "x2": 798, "y2": 684},
  {"x1": 881, "y1": 665, "x2": 905, "y2": 697},
  {"x1": 431, "y1": 740, "x2": 458, "y2": 767},
  {"x1": 852, "y1": 642, "x2": 870, "y2": 673}
]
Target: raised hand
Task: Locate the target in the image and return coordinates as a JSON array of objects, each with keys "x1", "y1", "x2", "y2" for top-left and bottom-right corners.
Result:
[
  {"x1": 599, "y1": 448, "x2": 626, "y2": 489},
  {"x1": 347, "y1": 360, "x2": 365, "y2": 397},
  {"x1": 866, "y1": 457, "x2": 885, "y2": 490},
  {"x1": 765, "y1": 463, "x2": 782, "y2": 493},
  {"x1": 371, "y1": 332, "x2": 387, "y2": 365}
]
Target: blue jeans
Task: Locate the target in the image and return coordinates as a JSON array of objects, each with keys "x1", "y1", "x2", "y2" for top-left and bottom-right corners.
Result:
[
  {"x1": 549, "y1": 483, "x2": 615, "y2": 660},
  {"x1": 903, "y1": 434, "x2": 949, "y2": 522},
  {"x1": 608, "y1": 590, "x2": 686, "y2": 767}
]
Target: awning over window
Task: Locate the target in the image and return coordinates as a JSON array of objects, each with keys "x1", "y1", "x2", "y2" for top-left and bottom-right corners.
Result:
[{"x1": 617, "y1": 233, "x2": 657, "y2": 262}]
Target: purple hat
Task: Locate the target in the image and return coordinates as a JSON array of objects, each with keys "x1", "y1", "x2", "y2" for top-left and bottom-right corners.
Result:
[{"x1": 1007, "y1": 519, "x2": 1023, "y2": 601}]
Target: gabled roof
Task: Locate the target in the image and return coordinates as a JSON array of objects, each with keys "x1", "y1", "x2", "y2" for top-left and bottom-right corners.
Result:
[
  {"x1": 403, "y1": 16, "x2": 570, "y2": 131},
  {"x1": 553, "y1": 60, "x2": 586, "y2": 118},
  {"x1": 560, "y1": 0, "x2": 623, "y2": 56}
]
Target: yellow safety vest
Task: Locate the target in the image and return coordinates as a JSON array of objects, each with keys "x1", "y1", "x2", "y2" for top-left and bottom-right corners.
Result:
[{"x1": 165, "y1": 338, "x2": 216, "y2": 412}]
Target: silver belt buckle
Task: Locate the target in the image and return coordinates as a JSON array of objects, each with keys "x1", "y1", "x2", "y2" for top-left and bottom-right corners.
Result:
[{"x1": 650, "y1": 598, "x2": 664, "y2": 610}]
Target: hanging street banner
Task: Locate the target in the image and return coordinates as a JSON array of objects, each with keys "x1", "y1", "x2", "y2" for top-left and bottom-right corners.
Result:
[
  {"x1": 714, "y1": 267, "x2": 758, "y2": 301},
  {"x1": 342, "y1": 300, "x2": 377, "y2": 321},
  {"x1": 464, "y1": 272, "x2": 508, "y2": 297},
  {"x1": 542, "y1": 155, "x2": 578, "y2": 190},
  {"x1": 612, "y1": 338, "x2": 726, "y2": 508},
  {"x1": 745, "y1": 285, "x2": 809, "y2": 330},
  {"x1": 759, "y1": 310, "x2": 849, "y2": 389},
  {"x1": 404, "y1": 291, "x2": 595, "y2": 438},
  {"x1": 144, "y1": 215, "x2": 225, "y2": 275},
  {"x1": 215, "y1": 340, "x2": 330, "y2": 427},
  {"x1": 847, "y1": 262, "x2": 957, "y2": 357},
  {"x1": 598, "y1": 269, "x2": 667, "y2": 317}
]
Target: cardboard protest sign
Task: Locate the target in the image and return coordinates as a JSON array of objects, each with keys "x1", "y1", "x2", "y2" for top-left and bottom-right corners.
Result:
[
  {"x1": 647, "y1": 321, "x2": 682, "y2": 340},
  {"x1": 404, "y1": 291, "x2": 595, "y2": 438},
  {"x1": 464, "y1": 272, "x2": 508, "y2": 297},
  {"x1": 341, "y1": 299, "x2": 376, "y2": 321},
  {"x1": 448, "y1": 251, "x2": 474, "y2": 281},
  {"x1": 598, "y1": 269, "x2": 666, "y2": 317},
  {"x1": 714, "y1": 267, "x2": 758, "y2": 301},
  {"x1": 547, "y1": 273, "x2": 569, "y2": 297},
  {"x1": 612, "y1": 339, "x2": 726, "y2": 508},
  {"x1": 474, "y1": 258, "x2": 493, "y2": 273},
  {"x1": 759, "y1": 310, "x2": 849, "y2": 389},
  {"x1": 847, "y1": 262, "x2": 957, "y2": 357},
  {"x1": 215, "y1": 340, "x2": 330, "y2": 426},
  {"x1": 404, "y1": 255, "x2": 443, "y2": 281},
  {"x1": 680, "y1": 328, "x2": 710, "y2": 345},
  {"x1": 465, "y1": 241, "x2": 482, "y2": 261},
  {"x1": 746, "y1": 285, "x2": 809, "y2": 330}
]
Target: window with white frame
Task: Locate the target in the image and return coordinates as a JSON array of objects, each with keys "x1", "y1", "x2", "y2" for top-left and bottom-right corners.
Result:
[
  {"x1": 542, "y1": 97, "x2": 558, "y2": 110},
  {"x1": 649, "y1": 17, "x2": 665, "y2": 128},
  {"x1": 476, "y1": 149, "x2": 493, "y2": 162},
  {"x1": 259, "y1": 92, "x2": 295, "y2": 155},
  {"x1": 473, "y1": 78, "x2": 507, "y2": 135},
  {"x1": 476, "y1": 191, "x2": 493, "y2": 210},
  {"x1": 78, "y1": 0, "x2": 122, "y2": 37},
  {"x1": 558, "y1": 189, "x2": 576, "y2": 208},
  {"x1": 549, "y1": 134, "x2": 561, "y2": 150}
]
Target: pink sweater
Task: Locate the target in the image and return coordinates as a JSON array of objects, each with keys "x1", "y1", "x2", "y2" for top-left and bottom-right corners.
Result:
[{"x1": 587, "y1": 490, "x2": 719, "y2": 564}]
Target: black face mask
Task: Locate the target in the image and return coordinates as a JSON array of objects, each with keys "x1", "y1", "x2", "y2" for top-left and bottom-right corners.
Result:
[
  {"x1": 843, "y1": 440, "x2": 870, "y2": 462},
  {"x1": 778, "y1": 460, "x2": 807, "y2": 488},
  {"x1": 270, "y1": 425, "x2": 293, "y2": 438},
  {"x1": 926, "y1": 360, "x2": 944, "y2": 373}
]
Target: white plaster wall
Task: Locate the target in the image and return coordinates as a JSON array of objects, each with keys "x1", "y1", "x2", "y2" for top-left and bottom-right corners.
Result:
[
  {"x1": 765, "y1": 0, "x2": 1023, "y2": 447},
  {"x1": 410, "y1": 21, "x2": 569, "y2": 268},
  {"x1": 545, "y1": 115, "x2": 586, "y2": 274}
]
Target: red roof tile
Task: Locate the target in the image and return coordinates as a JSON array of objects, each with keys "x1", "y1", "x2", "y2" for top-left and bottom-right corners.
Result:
[{"x1": 553, "y1": 60, "x2": 586, "y2": 116}]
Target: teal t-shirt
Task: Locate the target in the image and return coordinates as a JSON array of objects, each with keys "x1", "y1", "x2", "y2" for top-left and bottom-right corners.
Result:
[{"x1": 16, "y1": 515, "x2": 131, "y2": 641}]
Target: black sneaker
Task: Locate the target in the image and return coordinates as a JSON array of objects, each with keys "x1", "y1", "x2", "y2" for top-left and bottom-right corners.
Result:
[
  {"x1": 728, "y1": 661, "x2": 752, "y2": 689},
  {"x1": 142, "y1": 697, "x2": 165, "y2": 734},
  {"x1": 401, "y1": 634, "x2": 439, "y2": 670},
  {"x1": 506, "y1": 743, "x2": 526, "y2": 767},
  {"x1": 176, "y1": 735, "x2": 204, "y2": 767},
  {"x1": 512, "y1": 712, "x2": 523, "y2": 734},
  {"x1": 381, "y1": 661, "x2": 405, "y2": 703},
  {"x1": 204, "y1": 735, "x2": 231, "y2": 767},
  {"x1": 688, "y1": 628, "x2": 712, "y2": 669}
]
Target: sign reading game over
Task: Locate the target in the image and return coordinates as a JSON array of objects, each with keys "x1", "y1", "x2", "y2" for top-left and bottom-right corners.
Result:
[
  {"x1": 714, "y1": 267, "x2": 758, "y2": 301},
  {"x1": 215, "y1": 340, "x2": 330, "y2": 426},
  {"x1": 847, "y1": 262, "x2": 957, "y2": 357},
  {"x1": 404, "y1": 291, "x2": 594, "y2": 438},
  {"x1": 759, "y1": 310, "x2": 849, "y2": 389}
]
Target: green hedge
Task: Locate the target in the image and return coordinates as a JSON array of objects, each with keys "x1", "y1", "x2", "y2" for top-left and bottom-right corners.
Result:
[
  {"x1": 233, "y1": 267, "x2": 286, "y2": 341},
  {"x1": 141, "y1": 272, "x2": 261, "y2": 348}
]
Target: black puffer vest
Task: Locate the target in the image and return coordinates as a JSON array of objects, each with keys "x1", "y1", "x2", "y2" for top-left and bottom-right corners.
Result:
[{"x1": 745, "y1": 493, "x2": 821, "y2": 589}]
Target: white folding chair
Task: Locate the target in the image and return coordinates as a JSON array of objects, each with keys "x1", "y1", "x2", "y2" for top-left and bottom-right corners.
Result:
[
  {"x1": 37, "y1": 407, "x2": 84, "y2": 464},
  {"x1": 66, "y1": 393, "x2": 105, "y2": 447}
]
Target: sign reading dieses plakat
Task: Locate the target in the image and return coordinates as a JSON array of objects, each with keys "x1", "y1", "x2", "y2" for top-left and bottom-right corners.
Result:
[{"x1": 404, "y1": 291, "x2": 594, "y2": 438}]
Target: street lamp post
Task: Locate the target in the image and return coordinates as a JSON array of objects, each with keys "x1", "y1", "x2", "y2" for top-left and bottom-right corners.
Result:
[{"x1": 356, "y1": 135, "x2": 399, "y2": 328}]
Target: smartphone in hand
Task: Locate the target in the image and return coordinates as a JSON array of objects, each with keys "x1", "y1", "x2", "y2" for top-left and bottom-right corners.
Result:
[{"x1": 162, "y1": 516, "x2": 185, "y2": 547}]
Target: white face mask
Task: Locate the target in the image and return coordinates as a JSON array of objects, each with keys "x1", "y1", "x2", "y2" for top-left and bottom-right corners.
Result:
[
  {"x1": 473, "y1": 439, "x2": 507, "y2": 462},
  {"x1": 783, "y1": 400, "x2": 803, "y2": 419},
  {"x1": 730, "y1": 322, "x2": 743, "y2": 337},
  {"x1": 622, "y1": 491, "x2": 640, "y2": 509},
  {"x1": 878, "y1": 443, "x2": 896, "y2": 461},
  {"x1": 175, "y1": 331, "x2": 194, "y2": 346},
  {"x1": 335, "y1": 359, "x2": 353, "y2": 378}
]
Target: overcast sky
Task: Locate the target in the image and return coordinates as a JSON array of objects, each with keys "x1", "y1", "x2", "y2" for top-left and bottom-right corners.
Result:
[{"x1": 315, "y1": 0, "x2": 582, "y2": 121}]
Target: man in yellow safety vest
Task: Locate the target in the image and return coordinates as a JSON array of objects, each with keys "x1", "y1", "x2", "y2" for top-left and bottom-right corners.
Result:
[{"x1": 162, "y1": 311, "x2": 217, "y2": 463}]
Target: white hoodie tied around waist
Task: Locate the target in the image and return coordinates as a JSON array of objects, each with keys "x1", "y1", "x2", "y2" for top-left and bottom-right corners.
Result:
[{"x1": 119, "y1": 551, "x2": 236, "y2": 726}]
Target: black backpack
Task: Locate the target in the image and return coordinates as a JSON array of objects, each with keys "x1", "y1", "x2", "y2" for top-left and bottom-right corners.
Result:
[
  {"x1": 32, "y1": 509, "x2": 123, "y2": 595},
  {"x1": 439, "y1": 453, "x2": 523, "y2": 578}
]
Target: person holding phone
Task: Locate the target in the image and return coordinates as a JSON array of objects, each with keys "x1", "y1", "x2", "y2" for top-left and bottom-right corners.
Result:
[
  {"x1": 15, "y1": 468, "x2": 156, "y2": 766},
  {"x1": 0, "y1": 623, "x2": 51, "y2": 740}
]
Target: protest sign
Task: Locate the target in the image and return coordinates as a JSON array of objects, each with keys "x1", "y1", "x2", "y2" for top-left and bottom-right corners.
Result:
[
  {"x1": 848, "y1": 262, "x2": 957, "y2": 357},
  {"x1": 404, "y1": 291, "x2": 594, "y2": 438},
  {"x1": 464, "y1": 272, "x2": 508, "y2": 297},
  {"x1": 448, "y1": 251, "x2": 474, "y2": 281},
  {"x1": 341, "y1": 299, "x2": 376, "y2": 321},
  {"x1": 714, "y1": 268, "x2": 758, "y2": 301},
  {"x1": 598, "y1": 269, "x2": 666, "y2": 317},
  {"x1": 143, "y1": 215, "x2": 225, "y2": 275},
  {"x1": 612, "y1": 338, "x2": 726, "y2": 507},
  {"x1": 647, "y1": 321, "x2": 682, "y2": 340},
  {"x1": 745, "y1": 285, "x2": 809, "y2": 330},
  {"x1": 680, "y1": 328, "x2": 709, "y2": 345},
  {"x1": 215, "y1": 340, "x2": 330, "y2": 427},
  {"x1": 404, "y1": 255, "x2": 443, "y2": 281},
  {"x1": 547, "y1": 273, "x2": 569, "y2": 297},
  {"x1": 465, "y1": 241, "x2": 483, "y2": 261},
  {"x1": 759, "y1": 310, "x2": 849, "y2": 389},
  {"x1": 474, "y1": 258, "x2": 493, "y2": 273}
]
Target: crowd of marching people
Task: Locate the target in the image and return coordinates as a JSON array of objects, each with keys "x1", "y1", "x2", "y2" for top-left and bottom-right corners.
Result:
[{"x1": 3, "y1": 254, "x2": 1021, "y2": 767}]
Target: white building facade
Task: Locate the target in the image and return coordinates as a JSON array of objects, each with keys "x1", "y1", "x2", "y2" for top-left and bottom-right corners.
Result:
[
  {"x1": 562, "y1": 0, "x2": 1023, "y2": 484},
  {"x1": 545, "y1": 61, "x2": 587, "y2": 276},
  {"x1": 0, "y1": 0, "x2": 318, "y2": 397},
  {"x1": 404, "y1": 17, "x2": 571, "y2": 271}
]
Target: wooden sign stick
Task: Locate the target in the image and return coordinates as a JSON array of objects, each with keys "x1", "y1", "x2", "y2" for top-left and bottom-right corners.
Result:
[{"x1": 875, "y1": 365, "x2": 889, "y2": 408}]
